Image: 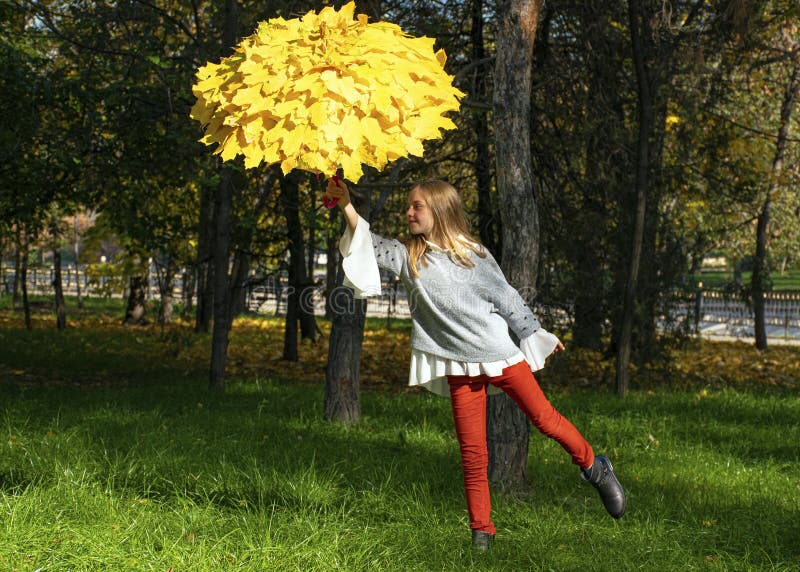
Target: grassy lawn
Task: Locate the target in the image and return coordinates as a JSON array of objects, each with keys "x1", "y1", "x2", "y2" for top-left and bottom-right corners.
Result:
[
  {"x1": 0, "y1": 296, "x2": 798, "y2": 570},
  {"x1": 691, "y1": 269, "x2": 800, "y2": 291}
]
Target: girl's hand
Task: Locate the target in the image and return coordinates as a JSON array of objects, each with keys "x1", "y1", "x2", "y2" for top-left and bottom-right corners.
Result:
[
  {"x1": 326, "y1": 178, "x2": 351, "y2": 208},
  {"x1": 553, "y1": 340, "x2": 565, "y2": 353}
]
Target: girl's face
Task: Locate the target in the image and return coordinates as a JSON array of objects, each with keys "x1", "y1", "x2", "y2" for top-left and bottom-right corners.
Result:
[{"x1": 406, "y1": 187, "x2": 435, "y2": 238}]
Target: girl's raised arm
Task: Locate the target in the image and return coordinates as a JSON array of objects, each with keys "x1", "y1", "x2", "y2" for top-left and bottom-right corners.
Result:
[{"x1": 327, "y1": 179, "x2": 358, "y2": 231}]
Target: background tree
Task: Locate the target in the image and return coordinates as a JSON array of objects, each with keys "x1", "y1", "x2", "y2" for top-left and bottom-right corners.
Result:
[{"x1": 486, "y1": 0, "x2": 544, "y2": 492}]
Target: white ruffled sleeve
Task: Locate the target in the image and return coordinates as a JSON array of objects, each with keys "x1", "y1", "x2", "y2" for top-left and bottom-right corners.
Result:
[
  {"x1": 338, "y1": 215, "x2": 382, "y2": 299},
  {"x1": 519, "y1": 328, "x2": 560, "y2": 371}
]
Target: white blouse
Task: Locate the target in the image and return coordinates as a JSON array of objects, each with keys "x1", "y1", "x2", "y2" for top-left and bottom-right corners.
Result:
[{"x1": 339, "y1": 217, "x2": 560, "y2": 397}]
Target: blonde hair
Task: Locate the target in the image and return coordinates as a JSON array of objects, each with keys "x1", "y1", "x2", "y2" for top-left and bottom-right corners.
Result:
[{"x1": 405, "y1": 179, "x2": 486, "y2": 278}]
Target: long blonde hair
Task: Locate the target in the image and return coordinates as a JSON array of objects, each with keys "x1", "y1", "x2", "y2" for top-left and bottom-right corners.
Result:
[{"x1": 405, "y1": 179, "x2": 486, "y2": 278}]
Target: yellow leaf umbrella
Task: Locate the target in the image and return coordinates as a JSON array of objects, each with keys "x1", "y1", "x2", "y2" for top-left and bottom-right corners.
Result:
[{"x1": 190, "y1": 2, "x2": 464, "y2": 192}]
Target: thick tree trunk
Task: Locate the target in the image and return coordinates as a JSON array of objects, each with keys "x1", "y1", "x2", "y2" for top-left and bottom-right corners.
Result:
[
  {"x1": 123, "y1": 274, "x2": 148, "y2": 325},
  {"x1": 752, "y1": 60, "x2": 799, "y2": 350},
  {"x1": 324, "y1": 186, "x2": 370, "y2": 423},
  {"x1": 209, "y1": 169, "x2": 234, "y2": 390},
  {"x1": 324, "y1": 270, "x2": 365, "y2": 424},
  {"x1": 488, "y1": 0, "x2": 543, "y2": 493},
  {"x1": 616, "y1": 0, "x2": 653, "y2": 396}
]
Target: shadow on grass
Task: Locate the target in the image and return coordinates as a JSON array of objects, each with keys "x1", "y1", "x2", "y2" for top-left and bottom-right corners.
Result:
[{"x1": 2, "y1": 368, "x2": 799, "y2": 567}]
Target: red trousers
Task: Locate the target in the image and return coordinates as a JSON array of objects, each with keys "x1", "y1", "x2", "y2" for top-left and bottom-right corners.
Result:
[{"x1": 447, "y1": 360, "x2": 594, "y2": 534}]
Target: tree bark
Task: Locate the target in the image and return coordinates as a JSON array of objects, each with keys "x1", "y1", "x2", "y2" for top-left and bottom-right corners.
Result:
[
  {"x1": 324, "y1": 268, "x2": 365, "y2": 424},
  {"x1": 616, "y1": 0, "x2": 654, "y2": 397},
  {"x1": 73, "y1": 216, "x2": 83, "y2": 310},
  {"x1": 13, "y1": 226, "x2": 22, "y2": 310},
  {"x1": 752, "y1": 59, "x2": 800, "y2": 350},
  {"x1": 324, "y1": 214, "x2": 340, "y2": 320},
  {"x1": 156, "y1": 254, "x2": 174, "y2": 330},
  {"x1": 20, "y1": 232, "x2": 30, "y2": 330},
  {"x1": 487, "y1": 0, "x2": 543, "y2": 493},
  {"x1": 571, "y1": 5, "x2": 624, "y2": 351},
  {"x1": 324, "y1": 185, "x2": 370, "y2": 423},
  {"x1": 209, "y1": 169, "x2": 234, "y2": 390},
  {"x1": 230, "y1": 250, "x2": 250, "y2": 316},
  {"x1": 51, "y1": 221, "x2": 66, "y2": 330},
  {"x1": 471, "y1": 0, "x2": 500, "y2": 256},
  {"x1": 182, "y1": 268, "x2": 195, "y2": 320},
  {"x1": 123, "y1": 274, "x2": 148, "y2": 325},
  {"x1": 208, "y1": 0, "x2": 240, "y2": 391},
  {"x1": 195, "y1": 182, "x2": 215, "y2": 333}
]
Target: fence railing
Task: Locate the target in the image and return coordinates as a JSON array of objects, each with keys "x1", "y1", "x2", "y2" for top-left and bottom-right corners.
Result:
[
  {"x1": 671, "y1": 288, "x2": 800, "y2": 340},
  {"x1": 3, "y1": 265, "x2": 799, "y2": 339}
]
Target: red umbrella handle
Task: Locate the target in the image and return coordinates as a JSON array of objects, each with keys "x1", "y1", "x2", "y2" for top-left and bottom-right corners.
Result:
[{"x1": 323, "y1": 174, "x2": 340, "y2": 209}]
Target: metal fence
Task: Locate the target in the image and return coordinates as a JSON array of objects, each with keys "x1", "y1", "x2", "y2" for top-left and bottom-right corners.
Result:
[{"x1": 3, "y1": 264, "x2": 799, "y2": 340}]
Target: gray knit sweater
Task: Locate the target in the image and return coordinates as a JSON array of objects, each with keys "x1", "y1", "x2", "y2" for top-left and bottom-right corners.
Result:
[{"x1": 367, "y1": 230, "x2": 541, "y2": 362}]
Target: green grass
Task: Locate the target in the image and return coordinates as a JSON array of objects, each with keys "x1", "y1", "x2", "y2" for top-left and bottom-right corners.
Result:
[
  {"x1": 1, "y1": 302, "x2": 799, "y2": 570},
  {"x1": 692, "y1": 269, "x2": 800, "y2": 291}
]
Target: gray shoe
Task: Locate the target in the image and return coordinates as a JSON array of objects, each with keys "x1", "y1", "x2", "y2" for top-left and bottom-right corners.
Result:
[
  {"x1": 471, "y1": 530, "x2": 495, "y2": 551},
  {"x1": 582, "y1": 455, "x2": 626, "y2": 519}
]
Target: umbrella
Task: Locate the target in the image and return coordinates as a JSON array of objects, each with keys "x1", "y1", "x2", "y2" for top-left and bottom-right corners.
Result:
[{"x1": 189, "y1": 1, "x2": 464, "y2": 193}]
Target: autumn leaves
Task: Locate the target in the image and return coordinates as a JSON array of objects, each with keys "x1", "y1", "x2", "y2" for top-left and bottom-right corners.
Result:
[{"x1": 190, "y1": 2, "x2": 464, "y2": 181}]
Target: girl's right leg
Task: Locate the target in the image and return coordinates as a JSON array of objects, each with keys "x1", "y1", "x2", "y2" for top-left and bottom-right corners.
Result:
[{"x1": 447, "y1": 375, "x2": 496, "y2": 536}]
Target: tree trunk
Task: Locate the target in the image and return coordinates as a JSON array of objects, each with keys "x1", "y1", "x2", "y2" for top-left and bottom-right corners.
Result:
[
  {"x1": 324, "y1": 185, "x2": 370, "y2": 423},
  {"x1": 182, "y1": 268, "x2": 195, "y2": 320},
  {"x1": 616, "y1": 0, "x2": 654, "y2": 397},
  {"x1": 208, "y1": 0, "x2": 240, "y2": 391},
  {"x1": 157, "y1": 256, "x2": 175, "y2": 330},
  {"x1": 196, "y1": 182, "x2": 215, "y2": 333},
  {"x1": 123, "y1": 275, "x2": 148, "y2": 325},
  {"x1": 13, "y1": 226, "x2": 22, "y2": 310},
  {"x1": 282, "y1": 171, "x2": 320, "y2": 361},
  {"x1": 73, "y1": 216, "x2": 83, "y2": 310},
  {"x1": 51, "y1": 226, "x2": 66, "y2": 330},
  {"x1": 230, "y1": 250, "x2": 250, "y2": 317},
  {"x1": 20, "y1": 233, "x2": 30, "y2": 330},
  {"x1": 324, "y1": 215, "x2": 340, "y2": 320},
  {"x1": 571, "y1": 6, "x2": 623, "y2": 351},
  {"x1": 209, "y1": 169, "x2": 235, "y2": 390},
  {"x1": 471, "y1": 0, "x2": 500, "y2": 256},
  {"x1": 752, "y1": 60, "x2": 800, "y2": 350},
  {"x1": 324, "y1": 269, "x2": 365, "y2": 424},
  {"x1": 487, "y1": 0, "x2": 543, "y2": 493}
]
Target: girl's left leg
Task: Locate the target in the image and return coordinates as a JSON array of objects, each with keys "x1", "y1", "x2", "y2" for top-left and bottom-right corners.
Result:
[
  {"x1": 490, "y1": 361, "x2": 626, "y2": 518},
  {"x1": 489, "y1": 361, "x2": 594, "y2": 469}
]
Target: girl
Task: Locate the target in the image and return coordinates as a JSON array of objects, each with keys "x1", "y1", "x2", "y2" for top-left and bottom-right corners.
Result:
[{"x1": 327, "y1": 178, "x2": 625, "y2": 550}]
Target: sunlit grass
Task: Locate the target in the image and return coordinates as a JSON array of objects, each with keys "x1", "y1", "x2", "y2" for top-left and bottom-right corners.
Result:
[
  {"x1": 1, "y1": 379, "x2": 798, "y2": 570},
  {"x1": 0, "y1": 296, "x2": 798, "y2": 569}
]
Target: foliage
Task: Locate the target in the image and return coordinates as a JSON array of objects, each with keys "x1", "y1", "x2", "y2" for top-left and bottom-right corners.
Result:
[{"x1": 191, "y1": 2, "x2": 463, "y2": 178}]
